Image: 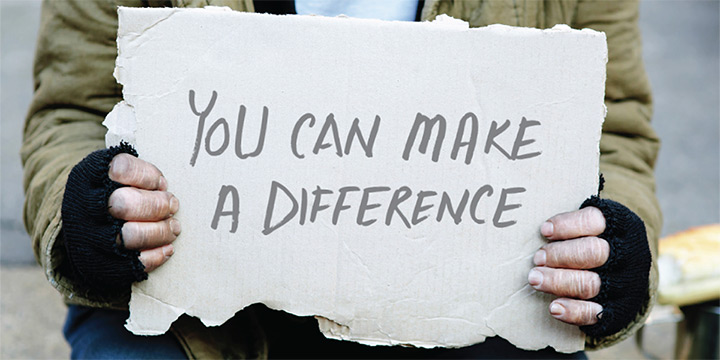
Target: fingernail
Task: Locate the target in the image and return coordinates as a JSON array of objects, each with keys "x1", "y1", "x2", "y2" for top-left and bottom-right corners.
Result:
[
  {"x1": 169, "y1": 195, "x2": 179, "y2": 215},
  {"x1": 158, "y1": 176, "x2": 168, "y2": 191},
  {"x1": 550, "y1": 302, "x2": 565, "y2": 316},
  {"x1": 170, "y1": 218, "x2": 181, "y2": 236},
  {"x1": 528, "y1": 268, "x2": 543, "y2": 287},
  {"x1": 162, "y1": 244, "x2": 174, "y2": 259},
  {"x1": 533, "y1": 249, "x2": 546, "y2": 266},
  {"x1": 541, "y1": 221, "x2": 554, "y2": 237}
]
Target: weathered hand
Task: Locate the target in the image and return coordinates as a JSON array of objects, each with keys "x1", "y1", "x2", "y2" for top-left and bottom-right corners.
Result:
[
  {"x1": 108, "y1": 154, "x2": 180, "y2": 272},
  {"x1": 528, "y1": 206, "x2": 609, "y2": 326}
]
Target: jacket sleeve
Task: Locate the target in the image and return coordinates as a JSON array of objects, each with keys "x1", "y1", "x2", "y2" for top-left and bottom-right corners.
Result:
[
  {"x1": 21, "y1": 0, "x2": 145, "y2": 308},
  {"x1": 573, "y1": 0, "x2": 662, "y2": 349}
]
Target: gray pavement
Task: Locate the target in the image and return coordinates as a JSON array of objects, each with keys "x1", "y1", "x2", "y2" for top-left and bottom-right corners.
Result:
[
  {"x1": 642, "y1": 0, "x2": 720, "y2": 236},
  {"x1": 1, "y1": 0, "x2": 718, "y2": 358},
  {"x1": 1, "y1": 267, "x2": 70, "y2": 359},
  {"x1": 1, "y1": 0, "x2": 39, "y2": 266}
]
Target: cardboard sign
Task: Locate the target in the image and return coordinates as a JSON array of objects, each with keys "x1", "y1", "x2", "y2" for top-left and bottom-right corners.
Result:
[{"x1": 105, "y1": 7, "x2": 606, "y2": 352}]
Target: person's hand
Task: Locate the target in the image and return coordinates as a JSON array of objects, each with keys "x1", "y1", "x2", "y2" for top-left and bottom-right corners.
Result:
[
  {"x1": 528, "y1": 206, "x2": 608, "y2": 326},
  {"x1": 108, "y1": 153, "x2": 180, "y2": 273},
  {"x1": 62, "y1": 142, "x2": 182, "y2": 295}
]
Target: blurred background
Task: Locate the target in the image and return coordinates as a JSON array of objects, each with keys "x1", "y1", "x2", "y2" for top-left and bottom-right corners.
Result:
[{"x1": 1, "y1": 0, "x2": 718, "y2": 358}]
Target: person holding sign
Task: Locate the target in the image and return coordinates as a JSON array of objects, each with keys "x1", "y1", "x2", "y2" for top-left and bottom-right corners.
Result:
[{"x1": 23, "y1": 0, "x2": 660, "y2": 358}]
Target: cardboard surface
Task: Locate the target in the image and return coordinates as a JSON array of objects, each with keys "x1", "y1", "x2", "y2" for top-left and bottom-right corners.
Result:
[{"x1": 105, "y1": 7, "x2": 607, "y2": 352}]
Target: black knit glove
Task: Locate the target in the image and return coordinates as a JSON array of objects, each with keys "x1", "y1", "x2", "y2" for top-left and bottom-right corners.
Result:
[
  {"x1": 61, "y1": 142, "x2": 147, "y2": 296},
  {"x1": 578, "y1": 196, "x2": 651, "y2": 338}
]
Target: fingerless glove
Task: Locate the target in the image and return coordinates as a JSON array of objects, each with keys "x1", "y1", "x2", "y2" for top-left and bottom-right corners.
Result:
[
  {"x1": 61, "y1": 142, "x2": 147, "y2": 296},
  {"x1": 579, "y1": 196, "x2": 651, "y2": 338}
]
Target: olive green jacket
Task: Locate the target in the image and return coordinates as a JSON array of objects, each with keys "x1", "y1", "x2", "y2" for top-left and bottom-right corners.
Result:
[{"x1": 23, "y1": 0, "x2": 661, "y2": 357}]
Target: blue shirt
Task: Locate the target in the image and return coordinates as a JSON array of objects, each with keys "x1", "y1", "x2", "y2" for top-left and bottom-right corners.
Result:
[{"x1": 295, "y1": 0, "x2": 419, "y2": 21}]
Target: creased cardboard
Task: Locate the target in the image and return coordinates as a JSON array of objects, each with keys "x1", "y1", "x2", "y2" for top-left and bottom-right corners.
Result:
[{"x1": 105, "y1": 7, "x2": 607, "y2": 352}]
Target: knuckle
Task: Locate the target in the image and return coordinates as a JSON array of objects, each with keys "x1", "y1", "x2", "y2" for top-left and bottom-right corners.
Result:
[
  {"x1": 122, "y1": 223, "x2": 147, "y2": 250},
  {"x1": 136, "y1": 161, "x2": 163, "y2": 190},
  {"x1": 110, "y1": 155, "x2": 164, "y2": 190},
  {"x1": 149, "y1": 194, "x2": 163, "y2": 217},
  {"x1": 586, "y1": 237, "x2": 610, "y2": 266},
  {"x1": 151, "y1": 253, "x2": 164, "y2": 269},
  {"x1": 548, "y1": 212, "x2": 569, "y2": 234},
  {"x1": 542, "y1": 244, "x2": 557, "y2": 264},
  {"x1": 578, "y1": 208, "x2": 592, "y2": 232},
  {"x1": 544, "y1": 269, "x2": 563, "y2": 293},
  {"x1": 579, "y1": 272, "x2": 601, "y2": 299},
  {"x1": 581, "y1": 207, "x2": 605, "y2": 233},
  {"x1": 549, "y1": 242, "x2": 579, "y2": 268},
  {"x1": 552, "y1": 270, "x2": 600, "y2": 299},
  {"x1": 111, "y1": 190, "x2": 175, "y2": 221},
  {"x1": 581, "y1": 302, "x2": 600, "y2": 325},
  {"x1": 154, "y1": 220, "x2": 171, "y2": 243},
  {"x1": 550, "y1": 251, "x2": 568, "y2": 269},
  {"x1": 140, "y1": 191, "x2": 171, "y2": 219},
  {"x1": 560, "y1": 300, "x2": 599, "y2": 325},
  {"x1": 566, "y1": 242, "x2": 586, "y2": 267},
  {"x1": 156, "y1": 192, "x2": 172, "y2": 217},
  {"x1": 108, "y1": 189, "x2": 130, "y2": 218},
  {"x1": 108, "y1": 154, "x2": 131, "y2": 182},
  {"x1": 549, "y1": 237, "x2": 610, "y2": 269},
  {"x1": 567, "y1": 308, "x2": 584, "y2": 324},
  {"x1": 136, "y1": 225, "x2": 151, "y2": 249},
  {"x1": 139, "y1": 162, "x2": 158, "y2": 188},
  {"x1": 157, "y1": 220, "x2": 169, "y2": 241},
  {"x1": 572, "y1": 273, "x2": 586, "y2": 297},
  {"x1": 576, "y1": 247, "x2": 595, "y2": 268}
]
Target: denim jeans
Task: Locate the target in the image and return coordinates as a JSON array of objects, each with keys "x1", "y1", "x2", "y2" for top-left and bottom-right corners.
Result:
[
  {"x1": 64, "y1": 305, "x2": 588, "y2": 359},
  {"x1": 63, "y1": 305, "x2": 186, "y2": 359}
]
